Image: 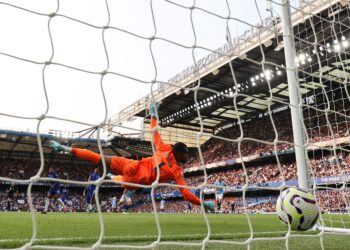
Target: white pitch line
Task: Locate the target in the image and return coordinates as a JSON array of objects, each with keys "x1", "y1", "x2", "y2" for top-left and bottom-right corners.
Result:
[{"x1": 0, "y1": 231, "x2": 288, "y2": 243}]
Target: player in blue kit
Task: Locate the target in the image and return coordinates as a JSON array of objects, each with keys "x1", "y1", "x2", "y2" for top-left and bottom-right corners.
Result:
[
  {"x1": 61, "y1": 185, "x2": 69, "y2": 212},
  {"x1": 214, "y1": 177, "x2": 226, "y2": 212},
  {"x1": 84, "y1": 168, "x2": 100, "y2": 212},
  {"x1": 42, "y1": 167, "x2": 66, "y2": 214},
  {"x1": 187, "y1": 201, "x2": 192, "y2": 213}
]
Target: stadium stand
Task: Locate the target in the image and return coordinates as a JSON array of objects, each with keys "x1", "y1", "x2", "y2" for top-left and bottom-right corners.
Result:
[
  {"x1": 1, "y1": 107, "x2": 350, "y2": 215},
  {"x1": 1, "y1": 27, "x2": 349, "y2": 215}
]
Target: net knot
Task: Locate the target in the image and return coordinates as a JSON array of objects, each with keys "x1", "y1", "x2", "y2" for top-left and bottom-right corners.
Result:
[
  {"x1": 202, "y1": 237, "x2": 210, "y2": 247},
  {"x1": 151, "y1": 181, "x2": 159, "y2": 188},
  {"x1": 30, "y1": 175, "x2": 40, "y2": 183},
  {"x1": 242, "y1": 183, "x2": 249, "y2": 190},
  {"x1": 246, "y1": 237, "x2": 253, "y2": 245},
  {"x1": 48, "y1": 12, "x2": 56, "y2": 18},
  {"x1": 21, "y1": 243, "x2": 32, "y2": 250},
  {"x1": 94, "y1": 178, "x2": 103, "y2": 186},
  {"x1": 150, "y1": 241, "x2": 159, "y2": 248},
  {"x1": 37, "y1": 114, "x2": 45, "y2": 121},
  {"x1": 92, "y1": 242, "x2": 101, "y2": 250}
]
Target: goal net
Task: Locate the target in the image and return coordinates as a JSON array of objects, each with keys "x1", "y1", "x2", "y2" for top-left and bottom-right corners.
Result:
[
  {"x1": 0, "y1": 0, "x2": 349, "y2": 249},
  {"x1": 292, "y1": 0, "x2": 350, "y2": 234}
]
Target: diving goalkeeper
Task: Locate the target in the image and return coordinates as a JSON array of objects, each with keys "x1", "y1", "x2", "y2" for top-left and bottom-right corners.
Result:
[{"x1": 49, "y1": 103, "x2": 214, "y2": 212}]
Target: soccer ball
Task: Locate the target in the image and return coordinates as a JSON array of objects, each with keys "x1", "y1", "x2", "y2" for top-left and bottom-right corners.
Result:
[{"x1": 276, "y1": 187, "x2": 319, "y2": 231}]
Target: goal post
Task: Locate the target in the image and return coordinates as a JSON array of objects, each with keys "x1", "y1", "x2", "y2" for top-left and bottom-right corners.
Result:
[
  {"x1": 281, "y1": 0, "x2": 310, "y2": 190},
  {"x1": 281, "y1": 0, "x2": 350, "y2": 235}
]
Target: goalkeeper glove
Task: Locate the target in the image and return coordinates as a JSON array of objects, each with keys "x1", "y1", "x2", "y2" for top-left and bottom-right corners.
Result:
[
  {"x1": 203, "y1": 201, "x2": 215, "y2": 212},
  {"x1": 49, "y1": 140, "x2": 71, "y2": 152},
  {"x1": 149, "y1": 102, "x2": 158, "y2": 117},
  {"x1": 106, "y1": 173, "x2": 115, "y2": 180}
]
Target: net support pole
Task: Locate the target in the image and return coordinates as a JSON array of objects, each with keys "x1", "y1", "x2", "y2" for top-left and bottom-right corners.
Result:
[{"x1": 281, "y1": 0, "x2": 309, "y2": 189}]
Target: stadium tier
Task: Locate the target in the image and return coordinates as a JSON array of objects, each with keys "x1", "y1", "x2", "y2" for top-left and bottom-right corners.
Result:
[{"x1": 1, "y1": 106, "x2": 350, "y2": 211}]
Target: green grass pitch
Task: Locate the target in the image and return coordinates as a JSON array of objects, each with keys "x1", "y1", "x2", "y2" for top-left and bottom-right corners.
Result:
[{"x1": 0, "y1": 212, "x2": 349, "y2": 249}]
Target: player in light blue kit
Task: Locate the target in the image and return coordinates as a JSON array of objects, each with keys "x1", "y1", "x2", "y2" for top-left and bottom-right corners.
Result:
[
  {"x1": 214, "y1": 177, "x2": 226, "y2": 212},
  {"x1": 111, "y1": 196, "x2": 117, "y2": 212},
  {"x1": 160, "y1": 199, "x2": 165, "y2": 212},
  {"x1": 84, "y1": 168, "x2": 100, "y2": 212},
  {"x1": 42, "y1": 167, "x2": 65, "y2": 213}
]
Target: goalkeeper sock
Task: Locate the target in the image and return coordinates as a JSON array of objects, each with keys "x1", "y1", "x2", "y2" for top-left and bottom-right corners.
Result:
[
  {"x1": 71, "y1": 148, "x2": 101, "y2": 164},
  {"x1": 44, "y1": 198, "x2": 50, "y2": 212}
]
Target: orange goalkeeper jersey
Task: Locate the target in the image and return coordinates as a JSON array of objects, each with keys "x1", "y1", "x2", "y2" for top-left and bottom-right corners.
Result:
[{"x1": 110, "y1": 118, "x2": 201, "y2": 205}]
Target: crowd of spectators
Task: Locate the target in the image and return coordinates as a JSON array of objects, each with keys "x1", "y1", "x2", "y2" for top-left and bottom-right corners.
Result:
[
  {"x1": 186, "y1": 111, "x2": 293, "y2": 168},
  {"x1": 187, "y1": 104, "x2": 350, "y2": 169},
  {"x1": 2, "y1": 152, "x2": 350, "y2": 199},
  {"x1": 317, "y1": 189, "x2": 350, "y2": 213},
  {"x1": 0, "y1": 158, "x2": 97, "y2": 181},
  {"x1": 123, "y1": 196, "x2": 278, "y2": 214},
  {"x1": 1, "y1": 185, "x2": 350, "y2": 215},
  {"x1": 306, "y1": 99, "x2": 350, "y2": 143},
  {"x1": 1, "y1": 98, "x2": 350, "y2": 215},
  {"x1": 1, "y1": 101, "x2": 349, "y2": 187},
  {"x1": 156, "y1": 152, "x2": 350, "y2": 194},
  {"x1": 128, "y1": 189, "x2": 350, "y2": 214},
  {"x1": 0, "y1": 189, "x2": 122, "y2": 212}
]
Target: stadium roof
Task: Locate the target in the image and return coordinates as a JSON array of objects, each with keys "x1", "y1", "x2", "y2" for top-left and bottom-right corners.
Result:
[
  {"x1": 110, "y1": 0, "x2": 350, "y2": 133},
  {"x1": 0, "y1": 129, "x2": 152, "y2": 159},
  {"x1": 0, "y1": 129, "x2": 104, "y2": 156}
]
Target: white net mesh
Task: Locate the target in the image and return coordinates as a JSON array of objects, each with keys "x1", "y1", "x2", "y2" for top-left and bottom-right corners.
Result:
[
  {"x1": 0, "y1": 0, "x2": 350, "y2": 249},
  {"x1": 291, "y1": 0, "x2": 350, "y2": 233}
]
